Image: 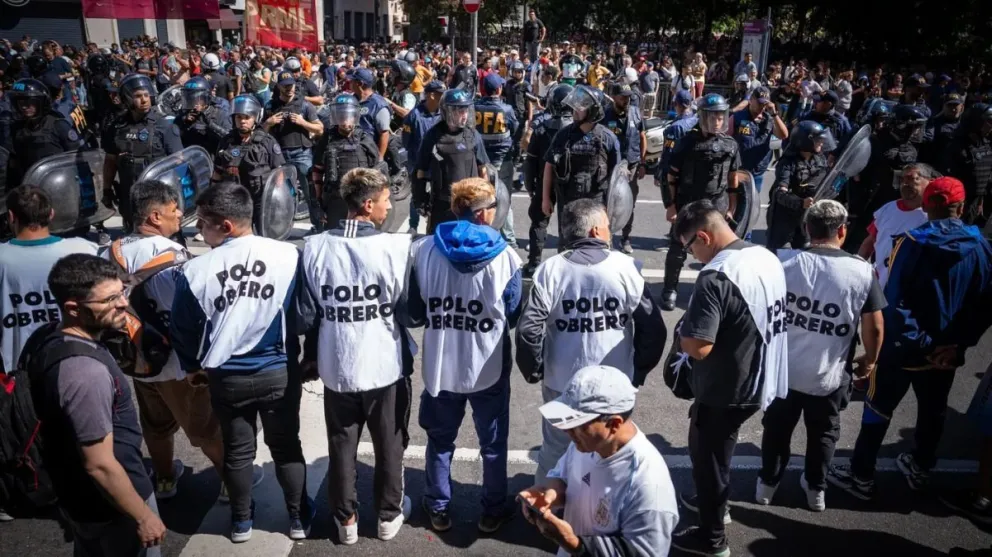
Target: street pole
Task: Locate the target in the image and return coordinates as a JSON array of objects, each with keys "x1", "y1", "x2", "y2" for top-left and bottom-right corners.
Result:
[
  {"x1": 450, "y1": 16, "x2": 456, "y2": 66},
  {"x1": 471, "y1": 11, "x2": 478, "y2": 72}
]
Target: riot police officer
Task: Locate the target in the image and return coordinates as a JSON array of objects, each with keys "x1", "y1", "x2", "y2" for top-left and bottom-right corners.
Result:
[
  {"x1": 264, "y1": 70, "x2": 324, "y2": 231},
  {"x1": 941, "y1": 103, "x2": 992, "y2": 227},
  {"x1": 388, "y1": 59, "x2": 418, "y2": 127},
  {"x1": 212, "y1": 95, "x2": 285, "y2": 227},
  {"x1": 312, "y1": 94, "x2": 383, "y2": 228},
  {"x1": 504, "y1": 61, "x2": 536, "y2": 189},
  {"x1": 475, "y1": 73, "x2": 519, "y2": 246},
  {"x1": 766, "y1": 121, "x2": 833, "y2": 250},
  {"x1": 201, "y1": 52, "x2": 234, "y2": 104},
  {"x1": 541, "y1": 85, "x2": 620, "y2": 219},
  {"x1": 4, "y1": 78, "x2": 83, "y2": 189},
  {"x1": 604, "y1": 81, "x2": 646, "y2": 253},
  {"x1": 523, "y1": 83, "x2": 572, "y2": 277},
  {"x1": 662, "y1": 93, "x2": 742, "y2": 310},
  {"x1": 102, "y1": 74, "x2": 183, "y2": 230},
  {"x1": 401, "y1": 80, "x2": 445, "y2": 232},
  {"x1": 176, "y1": 76, "x2": 231, "y2": 154},
  {"x1": 38, "y1": 72, "x2": 88, "y2": 146},
  {"x1": 802, "y1": 90, "x2": 853, "y2": 149},
  {"x1": 921, "y1": 93, "x2": 963, "y2": 165},
  {"x1": 655, "y1": 90, "x2": 698, "y2": 208},
  {"x1": 413, "y1": 88, "x2": 490, "y2": 232}
]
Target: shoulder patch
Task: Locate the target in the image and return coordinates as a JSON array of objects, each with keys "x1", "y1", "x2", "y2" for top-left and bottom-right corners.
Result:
[
  {"x1": 67, "y1": 129, "x2": 79, "y2": 142},
  {"x1": 272, "y1": 143, "x2": 282, "y2": 155}
]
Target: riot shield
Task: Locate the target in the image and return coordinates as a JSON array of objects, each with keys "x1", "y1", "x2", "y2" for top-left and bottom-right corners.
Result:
[
  {"x1": 19, "y1": 150, "x2": 116, "y2": 234},
  {"x1": 157, "y1": 85, "x2": 183, "y2": 120},
  {"x1": 137, "y1": 146, "x2": 213, "y2": 226},
  {"x1": 487, "y1": 164, "x2": 512, "y2": 230},
  {"x1": 258, "y1": 166, "x2": 299, "y2": 240},
  {"x1": 812, "y1": 125, "x2": 872, "y2": 202},
  {"x1": 732, "y1": 170, "x2": 761, "y2": 239},
  {"x1": 606, "y1": 162, "x2": 634, "y2": 234}
]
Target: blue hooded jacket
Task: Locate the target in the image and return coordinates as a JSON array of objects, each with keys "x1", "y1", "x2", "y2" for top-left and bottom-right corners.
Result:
[{"x1": 882, "y1": 218, "x2": 992, "y2": 368}]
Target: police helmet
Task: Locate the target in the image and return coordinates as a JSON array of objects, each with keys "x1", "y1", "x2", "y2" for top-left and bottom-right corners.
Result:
[
  {"x1": 119, "y1": 74, "x2": 157, "y2": 108},
  {"x1": 87, "y1": 53, "x2": 109, "y2": 75},
  {"x1": 26, "y1": 55, "x2": 48, "y2": 77},
  {"x1": 789, "y1": 121, "x2": 837, "y2": 154},
  {"x1": 510, "y1": 61, "x2": 526, "y2": 76},
  {"x1": 231, "y1": 94, "x2": 264, "y2": 128},
  {"x1": 8, "y1": 78, "x2": 52, "y2": 121},
  {"x1": 182, "y1": 76, "x2": 212, "y2": 110},
  {"x1": 697, "y1": 93, "x2": 730, "y2": 135},
  {"x1": 389, "y1": 60, "x2": 417, "y2": 86},
  {"x1": 562, "y1": 85, "x2": 606, "y2": 123},
  {"x1": 961, "y1": 103, "x2": 992, "y2": 137},
  {"x1": 890, "y1": 104, "x2": 928, "y2": 142},
  {"x1": 440, "y1": 88, "x2": 475, "y2": 130},
  {"x1": 202, "y1": 53, "x2": 222, "y2": 71},
  {"x1": 404, "y1": 51, "x2": 418, "y2": 64},
  {"x1": 547, "y1": 84, "x2": 574, "y2": 118},
  {"x1": 329, "y1": 94, "x2": 360, "y2": 130},
  {"x1": 284, "y1": 57, "x2": 302, "y2": 72}
]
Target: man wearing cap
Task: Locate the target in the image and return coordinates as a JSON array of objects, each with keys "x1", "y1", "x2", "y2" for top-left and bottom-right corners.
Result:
[
  {"x1": 801, "y1": 90, "x2": 853, "y2": 149},
  {"x1": 350, "y1": 67, "x2": 392, "y2": 161},
  {"x1": 730, "y1": 86, "x2": 789, "y2": 195},
  {"x1": 475, "y1": 73, "x2": 519, "y2": 247},
  {"x1": 900, "y1": 74, "x2": 931, "y2": 118},
  {"x1": 829, "y1": 177, "x2": 992, "y2": 500},
  {"x1": 264, "y1": 70, "x2": 325, "y2": 233},
  {"x1": 921, "y1": 93, "x2": 963, "y2": 165},
  {"x1": 401, "y1": 80, "x2": 445, "y2": 233},
  {"x1": 603, "y1": 82, "x2": 646, "y2": 253},
  {"x1": 519, "y1": 365, "x2": 679, "y2": 556}
]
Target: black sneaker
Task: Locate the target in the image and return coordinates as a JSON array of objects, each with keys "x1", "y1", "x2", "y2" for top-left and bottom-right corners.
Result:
[
  {"x1": 826, "y1": 464, "x2": 875, "y2": 501},
  {"x1": 421, "y1": 498, "x2": 452, "y2": 532},
  {"x1": 478, "y1": 508, "x2": 514, "y2": 533},
  {"x1": 661, "y1": 289, "x2": 678, "y2": 311},
  {"x1": 671, "y1": 526, "x2": 731, "y2": 557},
  {"x1": 522, "y1": 261, "x2": 539, "y2": 279},
  {"x1": 895, "y1": 452, "x2": 931, "y2": 491},
  {"x1": 939, "y1": 489, "x2": 992, "y2": 525},
  {"x1": 679, "y1": 492, "x2": 731, "y2": 525}
]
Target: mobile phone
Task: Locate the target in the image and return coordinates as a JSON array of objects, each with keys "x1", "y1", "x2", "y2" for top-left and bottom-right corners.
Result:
[{"x1": 516, "y1": 495, "x2": 543, "y2": 518}]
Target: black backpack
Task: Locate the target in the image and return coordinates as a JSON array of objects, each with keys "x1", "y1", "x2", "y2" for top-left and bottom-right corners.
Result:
[{"x1": 663, "y1": 316, "x2": 695, "y2": 401}]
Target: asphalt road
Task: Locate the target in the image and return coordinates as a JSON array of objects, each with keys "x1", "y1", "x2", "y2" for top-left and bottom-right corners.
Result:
[{"x1": 2, "y1": 170, "x2": 990, "y2": 557}]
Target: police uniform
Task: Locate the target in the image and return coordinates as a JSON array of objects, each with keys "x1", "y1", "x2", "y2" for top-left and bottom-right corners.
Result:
[
  {"x1": 766, "y1": 152, "x2": 829, "y2": 250},
  {"x1": 359, "y1": 92, "x2": 404, "y2": 179},
  {"x1": 731, "y1": 107, "x2": 776, "y2": 191},
  {"x1": 7, "y1": 111, "x2": 84, "y2": 186},
  {"x1": 177, "y1": 105, "x2": 230, "y2": 154},
  {"x1": 844, "y1": 133, "x2": 919, "y2": 252},
  {"x1": 52, "y1": 97, "x2": 89, "y2": 145},
  {"x1": 103, "y1": 109, "x2": 183, "y2": 228},
  {"x1": 202, "y1": 70, "x2": 233, "y2": 101},
  {"x1": 942, "y1": 134, "x2": 992, "y2": 227},
  {"x1": 524, "y1": 111, "x2": 563, "y2": 268},
  {"x1": 312, "y1": 127, "x2": 382, "y2": 227},
  {"x1": 663, "y1": 128, "x2": 742, "y2": 292},
  {"x1": 921, "y1": 112, "x2": 960, "y2": 165},
  {"x1": 503, "y1": 76, "x2": 533, "y2": 164},
  {"x1": 803, "y1": 110, "x2": 853, "y2": 149},
  {"x1": 401, "y1": 101, "x2": 442, "y2": 230},
  {"x1": 476, "y1": 95, "x2": 519, "y2": 246},
  {"x1": 213, "y1": 129, "x2": 286, "y2": 223},
  {"x1": 603, "y1": 101, "x2": 644, "y2": 240},
  {"x1": 414, "y1": 123, "x2": 491, "y2": 233},
  {"x1": 544, "y1": 122, "x2": 621, "y2": 208},
  {"x1": 0, "y1": 235, "x2": 98, "y2": 372},
  {"x1": 299, "y1": 220, "x2": 414, "y2": 525},
  {"x1": 656, "y1": 113, "x2": 699, "y2": 207},
  {"x1": 267, "y1": 93, "x2": 322, "y2": 227}
]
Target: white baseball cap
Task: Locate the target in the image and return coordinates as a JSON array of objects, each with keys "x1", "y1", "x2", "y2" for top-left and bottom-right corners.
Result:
[{"x1": 539, "y1": 366, "x2": 637, "y2": 430}]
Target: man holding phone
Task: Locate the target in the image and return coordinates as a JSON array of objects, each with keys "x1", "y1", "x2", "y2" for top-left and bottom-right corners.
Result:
[{"x1": 518, "y1": 366, "x2": 678, "y2": 556}]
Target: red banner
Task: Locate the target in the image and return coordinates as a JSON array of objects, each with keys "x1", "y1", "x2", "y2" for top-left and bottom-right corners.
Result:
[
  {"x1": 245, "y1": 0, "x2": 318, "y2": 52},
  {"x1": 81, "y1": 0, "x2": 219, "y2": 20}
]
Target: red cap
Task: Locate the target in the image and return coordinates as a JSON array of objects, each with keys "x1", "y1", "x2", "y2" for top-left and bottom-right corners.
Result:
[{"x1": 923, "y1": 177, "x2": 966, "y2": 209}]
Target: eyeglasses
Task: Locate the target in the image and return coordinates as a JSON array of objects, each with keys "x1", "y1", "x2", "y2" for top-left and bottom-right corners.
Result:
[
  {"x1": 682, "y1": 233, "x2": 698, "y2": 251},
  {"x1": 79, "y1": 290, "x2": 127, "y2": 306}
]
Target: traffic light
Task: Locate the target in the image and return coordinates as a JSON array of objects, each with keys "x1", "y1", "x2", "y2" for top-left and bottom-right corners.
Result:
[{"x1": 438, "y1": 16, "x2": 449, "y2": 35}]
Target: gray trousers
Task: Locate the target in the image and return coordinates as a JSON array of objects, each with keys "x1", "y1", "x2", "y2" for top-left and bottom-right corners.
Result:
[
  {"x1": 535, "y1": 385, "x2": 570, "y2": 485},
  {"x1": 526, "y1": 41, "x2": 541, "y2": 64},
  {"x1": 492, "y1": 155, "x2": 517, "y2": 246},
  {"x1": 64, "y1": 495, "x2": 162, "y2": 557}
]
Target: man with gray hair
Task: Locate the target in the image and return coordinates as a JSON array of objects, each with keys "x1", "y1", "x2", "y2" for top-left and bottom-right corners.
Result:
[
  {"x1": 516, "y1": 198, "x2": 664, "y2": 484},
  {"x1": 757, "y1": 199, "x2": 885, "y2": 512}
]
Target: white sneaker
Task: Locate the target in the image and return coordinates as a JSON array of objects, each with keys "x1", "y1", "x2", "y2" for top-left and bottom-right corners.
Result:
[
  {"x1": 335, "y1": 514, "x2": 359, "y2": 545},
  {"x1": 800, "y1": 473, "x2": 826, "y2": 512},
  {"x1": 193, "y1": 233, "x2": 204, "y2": 242},
  {"x1": 378, "y1": 495, "x2": 412, "y2": 541},
  {"x1": 755, "y1": 477, "x2": 779, "y2": 505},
  {"x1": 0, "y1": 508, "x2": 14, "y2": 522}
]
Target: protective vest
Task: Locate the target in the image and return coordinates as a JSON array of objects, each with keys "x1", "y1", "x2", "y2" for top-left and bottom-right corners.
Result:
[
  {"x1": 698, "y1": 245, "x2": 789, "y2": 410},
  {"x1": 180, "y1": 235, "x2": 299, "y2": 369},
  {"x1": 871, "y1": 201, "x2": 927, "y2": 288},
  {"x1": 505, "y1": 79, "x2": 530, "y2": 120},
  {"x1": 321, "y1": 128, "x2": 380, "y2": 197},
  {"x1": 214, "y1": 130, "x2": 281, "y2": 196},
  {"x1": 101, "y1": 234, "x2": 190, "y2": 383},
  {"x1": 413, "y1": 236, "x2": 521, "y2": 396},
  {"x1": 677, "y1": 132, "x2": 739, "y2": 202},
  {"x1": 732, "y1": 108, "x2": 774, "y2": 173},
  {"x1": 778, "y1": 248, "x2": 874, "y2": 396},
  {"x1": 111, "y1": 110, "x2": 167, "y2": 187},
  {"x1": 402, "y1": 103, "x2": 441, "y2": 174},
  {"x1": 603, "y1": 105, "x2": 642, "y2": 164},
  {"x1": 269, "y1": 96, "x2": 313, "y2": 149},
  {"x1": 429, "y1": 127, "x2": 479, "y2": 201},
  {"x1": 177, "y1": 106, "x2": 228, "y2": 153},
  {"x1": 0, "y1": 237, "x2": 99, "y2": 372},
  {"x1": 533, "y1": 249, "x2": 644, "y2": 392},
  {"x1": 474, "y1": 98, "x2": 513, "y2": 160},
  {"x1": 952, "y1": 136, "x2": 992, "y2": 199},
  {"x1": 11, "y1": 113, "x2": 72, "y2": 170},
  {"x1": 553, "y1": 124, "x2": 611, "y2": 204},
  {"x1": 302, "y1": 230, "x2": 413, "y2": 392},
  {"x1": 358, "y1": 93, "x2": 392, "y2": 137}
]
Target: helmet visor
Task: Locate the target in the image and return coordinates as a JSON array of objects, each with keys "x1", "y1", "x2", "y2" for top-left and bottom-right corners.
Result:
[
  {"x1": 443, "y1": 105, "x2": 473, "y2": 129},
  {"x1": 812, "y1": 129, "x2": 838, "y2": 153},
  {"x1": 331, "y1": 103, "x2": 359, "y2": 128},
  {"x1": 562, "y1": 87, "x2": 595, "y2": 113},
  {"x1": 699, "y1": 109, "x2": 729, "y2": 134},
  {"x1": 231, "y1": 96, "x2": 263, "y2": 122},
  {"x1": 183, "y1": 89, "x2": 209, "y2": 110}
]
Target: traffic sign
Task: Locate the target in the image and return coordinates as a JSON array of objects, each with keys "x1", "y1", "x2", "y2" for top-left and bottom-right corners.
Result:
[{"x1": 463, "y1": 0, "x2": 480, "y2": 14}]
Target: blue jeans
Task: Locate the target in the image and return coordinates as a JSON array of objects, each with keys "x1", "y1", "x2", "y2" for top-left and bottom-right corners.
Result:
[
  {"x1": 282, "y1": 147, "x2": 321, "y2": 227},
  {"x1": 419, "y1": 373, "x2": 510, "y2": 515}
]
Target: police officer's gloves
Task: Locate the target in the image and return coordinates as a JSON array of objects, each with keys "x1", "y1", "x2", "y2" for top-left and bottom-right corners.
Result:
[{"x1": 102, "y1": 184, "x2": 118, "y2": 210}]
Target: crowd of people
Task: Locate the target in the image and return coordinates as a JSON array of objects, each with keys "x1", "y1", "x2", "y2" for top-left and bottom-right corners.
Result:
[{"x1": 0, "y1": 15, "x2": 991, "y2": 557}]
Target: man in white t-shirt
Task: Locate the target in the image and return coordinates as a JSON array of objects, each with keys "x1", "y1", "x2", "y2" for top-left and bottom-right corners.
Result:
[
  {"x1": 857, "y1": 162, "x2": 936, "y2": 288},
  {"x1": 518, "y1": 365, "x2": 679, "y2": 556}
]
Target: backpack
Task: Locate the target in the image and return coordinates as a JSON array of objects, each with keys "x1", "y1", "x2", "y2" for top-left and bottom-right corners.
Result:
[
  {"x1": 102, "y1": 239, "x2": 184, "y2": 379},
  {"x1": 662, "y1": 316, "x2": 694, "y2": 400}
]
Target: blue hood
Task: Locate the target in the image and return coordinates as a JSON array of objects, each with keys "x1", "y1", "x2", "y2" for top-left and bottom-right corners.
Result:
[
  {"x1": 905, "y1": 218, "x2": 984, "y2": 248},
  {"x1": 433, "y1": 220, "x2": 507, "y2": 272}
]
